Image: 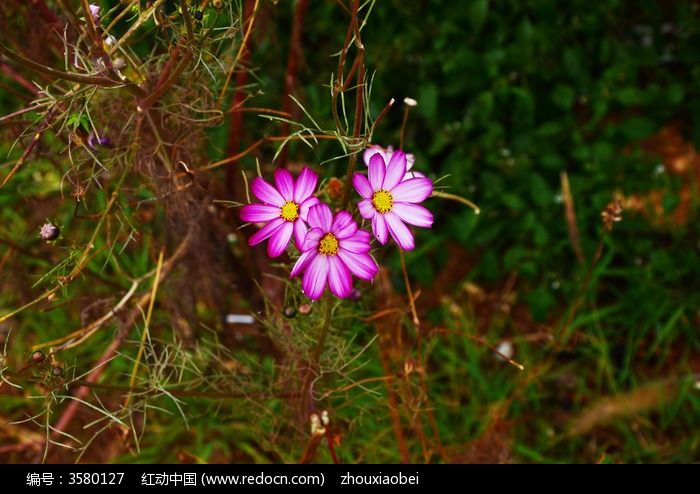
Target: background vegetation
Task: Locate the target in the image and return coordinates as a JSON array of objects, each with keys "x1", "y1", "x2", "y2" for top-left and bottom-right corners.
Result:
[{"x1": 0, "y1": 0, "x2": 699, "y2": 464}]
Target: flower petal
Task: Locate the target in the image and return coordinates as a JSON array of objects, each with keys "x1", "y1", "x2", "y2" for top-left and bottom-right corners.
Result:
[
  {"x1": 293, "y1": 219, "x2": 309, "y2": 249},
  {"x1": 363, "y1": 145, "x2": 384, "y2": 167},
  {"x1": 274, "y1": 168, "x2": 295, "y2": 200},
  {"x1": 299, "y1": 196, "x2": 320, "y2": 220},
  {"x1": 307, "y1": 203, "x2": 333, "y2": 231},
  {"x1": 327, "y1": 256, "x2": 352, "y2": 298},
  {"x1": 302, "y1": 256, "x2": 329, "y2": 300},
  {"x1": 368, "y1": 153, "x2": 387, "y2": 190},
  {"x1": 249, "y1": 217, "x2": 284, "y2": 246},
  {"x1": 331, "y1": 211, "x2": 358, "y2": 239},
  {"x1": 372, "y1": 214, "x2": 388, "y2": 244},
  {"x1": 391, "y1": 177, "x2": 433, "y2": 203},
  {"x1": 405, "y1": 153, "x2": 416, "y2": 171},
  {"x1": 290, "y1": 249, "x2": 317, "y2": 278},
  {"x1": 267, "y1": 221, "x2": 293, "y2": 257},
  {"x1": 384, "y1": 149, "x2": 407, "y2": 190},
  {"x1": 294, "y1": 166, "x2": 319, "y2": 203},
  {"x1": 240, "y1": 203, "x2": 281, "y2": 223},
  {"x1": 340, "y1": 229, "x2": 372, "y2": 254},
  {"x1": 385, "y1": 211, "x2": 415, "y2": 250},
  {"x1": 392, "y1": 202, "x2": 433, "y2": 228},
  {"x1": 357, "y1": 198, "x2": 376, "y2": 219},
  {"x1": 301, "y1": 227, "x2": 323, "y2": 251},
  {"x1": 338, "y1": 250, "x2": 378, "y2": 281},
  {"x1": 251, "y1": 176, "x2": 285, "y2": 206},
  {"x1": 352, "y1": 172, "x2": 373, "y2": 199}
]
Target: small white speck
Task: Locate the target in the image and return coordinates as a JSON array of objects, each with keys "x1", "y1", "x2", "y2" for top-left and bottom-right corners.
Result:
[
  {"x1": 495, "y1": 341, "x2": 514, "y2": 361},
  {"x1": 225, "y1": 314, "x2": 255, "y2": 325}
]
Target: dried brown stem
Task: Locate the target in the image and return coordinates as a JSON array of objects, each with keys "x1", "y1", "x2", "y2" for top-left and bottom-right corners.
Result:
[
  {"x1": 0, "y1": 108, "x2": 56, "y2": 190},
  {"x1": 341, "y1": 0, "x2": 366, "y2": 210},
  {"x1": 44, "y1": 226, "x2": 194, "y2": 455},
  {"x1": 278, "y1": 0, "x2": 310, "y2": 169}
]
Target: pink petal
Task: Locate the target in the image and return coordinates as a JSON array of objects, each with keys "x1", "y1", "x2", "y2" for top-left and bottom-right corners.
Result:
[
  {"x1": 338, "y1": 250, "x2": 378, "y2": 280},
  {"x1": 392, "y1": 202, "x2": 433, "y2": 228},
  {"x1": 251, "y1": 176, "x2": 285, "y2": 206},
  {"x1": 240, "y1": 203, "x2": 281, "y2": 223},
  {"x1": 299, "y1": 196, "x2": 320, "y2": 220},
  {"x1": 307, "y1": 203, "x2": 333, "y2": 231},
  {"x1": 363, "y1": 147, "x2": 380, "y2": 167},
  {"x1": 357, "y1": 198, "x2": 376, "y2": 219},
  {"x1": 372, "y1": 214, "x2": 388, "y2": 244},
  {"x1": 352, "y1": 172, "x2": 373, "y2": 199},
  {"x1": 368, "y1": 153, "x2": 387, "y2": 190},
  {"x1": 302, "y1": 256, "x2": 329, "y2": 300},
  {"x1": 391, "y1": 177, "x2": 433, "y2": 203},
  {"x1": 294, "y1": 167, "x2": 318, "y2": 203},
  {"x1": 331, "y1": 211, "x2": 357, "y2": 239},
  {"x1": 293, "y1": 219, "x2": 308, "y2": 249},
  {"x1": 301, "y1": 227, "x2": 323, "y2": 251},
  {"x1": 383, "y1": 150, "x2": 407, "y2": 190},
  {"x1": 274, "y1": 168, "x2": 294, "y2": 200},
  {"x1": 248, "y1": 217, "x2": 284, "y2": 246},
  {"x1": 385, "y1": 211, "x2": 415, "y2": 250},
  {"x1": 327, "y1": 256, "x2": 352, "y2": 298},
  {"x1": 290, "y1": 249, "x2": 318, "y2": 278},
  {"x1": 267, "y1": 221, "x2": 294, "y2": 257},
  {"x1": 340, "y1": 229, "x2": 372, "y2": 254}
]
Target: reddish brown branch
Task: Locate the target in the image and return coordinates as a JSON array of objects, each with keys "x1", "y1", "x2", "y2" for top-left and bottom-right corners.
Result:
[
  {"x1": 341, "y1": 0, "x2": 366, "y2": 210},
  {"x1": 278, "y1": 0, "x2": 310, "y2": 169},
  {"x1": 225, "y1": 0, "x2": 256, "y2": 203},
  {"x1": 0, "y1": 108, "x2": 56, "y2": 190}
]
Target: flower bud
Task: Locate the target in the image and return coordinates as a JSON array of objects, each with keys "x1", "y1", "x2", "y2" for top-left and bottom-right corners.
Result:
[
  {"x1": 40, "y1": 222, "x2": 60, "y2": 241},
  {"x1": 31, "y1": 351, "x2": 46, "y2": 364}
]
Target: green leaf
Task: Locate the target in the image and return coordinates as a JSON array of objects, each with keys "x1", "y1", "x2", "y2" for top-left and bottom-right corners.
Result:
[
  {"x1": 418, "y1": 82, "x2": 438, "y2": 121},
  {"x1": 527, "y1": 285, "x2": 555, "y2": 323},
  {"x1": 552, "y1": 84, "x2": 575, "y2": 110},
  {"x1": 66, "y1": 112, "x2": 89, "y2": 132},
  {"x1": 468, "y1": 0, "x2": 489, "y2": 37},
  {"x1": 619, "y1": 116, "x2": 657, "y2": 140},
  {"x1": 529, "y1": 173, "x2": 552, "y2": 209}
]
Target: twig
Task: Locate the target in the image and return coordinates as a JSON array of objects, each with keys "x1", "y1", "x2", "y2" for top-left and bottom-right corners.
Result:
[
  {"x1": 219, "y1": 0, "x2": 260, "y2": 100},
  {"x1": 561, "y1": 171, "x2": 585, "y2": 264},
  {"x1": 341, "y1": 0, "x2": 366, "y2": 210},
  {"x1": 44, "y1": 227, "x2": 193, "y2": 454},
  {"x1": 0, "y1": 108, "x2": 56, "y2": 190},
  {"x1": 124, "y1": 249, "x2": 165, "y2": 410},
  {"x1": 430, "y1": 328, "x2": 525, "y2": 371},
  {"x1": 278, "y1": 0, "x2": 310, "y2": 169}
]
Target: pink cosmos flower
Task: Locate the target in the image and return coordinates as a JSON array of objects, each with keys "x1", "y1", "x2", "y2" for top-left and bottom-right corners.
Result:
[
  {"x1": 363, "y1": 145, "x2": 425, "y2": 180},
  {"x1": 240, "y1": 167, "x2": 320, "y2": 257},
  {"x1": 290, "y1": 203, "x2": 379, "y2": 300},
  {"x1": 352, "y1": 150, "x2": 433, "y2": 251}
]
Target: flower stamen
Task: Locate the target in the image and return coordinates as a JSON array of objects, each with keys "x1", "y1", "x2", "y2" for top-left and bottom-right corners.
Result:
[
  {"x1": 280, "y1": 200, "x2": 300, "y2": 222},
  {"x1": 318, "y1": 233, "x2": 339, "y2": 256},
  {"x1": 372, "y1": 189, "x2": 394, "y2": 214}
]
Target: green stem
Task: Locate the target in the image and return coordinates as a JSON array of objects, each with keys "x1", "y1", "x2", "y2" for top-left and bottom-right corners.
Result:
[{"x1": 300, "y1": 294, "x2": 333, "y2": 417}]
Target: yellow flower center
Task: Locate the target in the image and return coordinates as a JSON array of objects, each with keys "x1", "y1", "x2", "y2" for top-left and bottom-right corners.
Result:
[
  {"x1": 318, "y1": 233, "x2": 339, "y2": 256},
  {"x1": 280, "y1": 200, "x2": 300, "y2": 222},
  {"x1": 372, "y1": 189, "x2": 394, "y2": 214}
]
